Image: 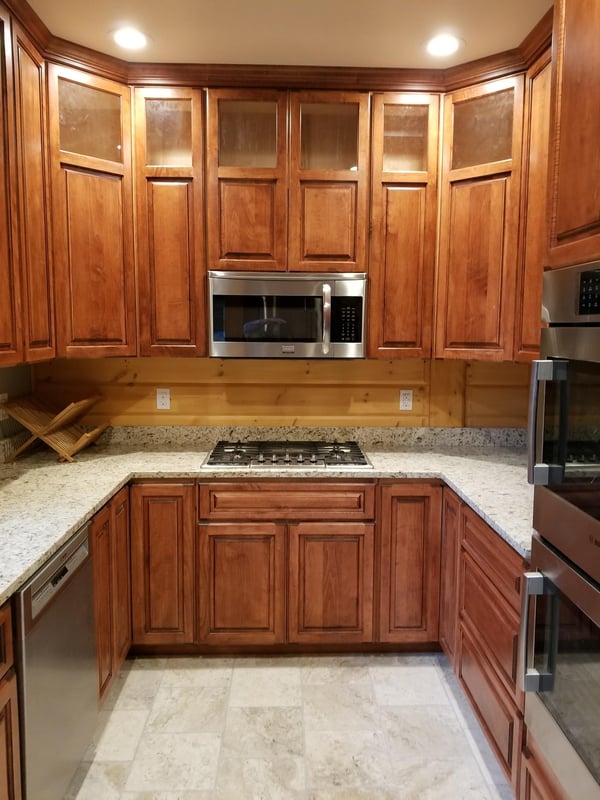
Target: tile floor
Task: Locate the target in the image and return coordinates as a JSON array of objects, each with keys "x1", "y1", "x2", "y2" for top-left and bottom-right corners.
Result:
[{"x1": 66, "y1": 652, "x2": 514, "y2": 800}]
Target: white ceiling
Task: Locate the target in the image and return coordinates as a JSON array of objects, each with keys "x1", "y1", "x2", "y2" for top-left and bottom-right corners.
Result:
[{"x1": 28, "y1": 0, "x2": 553, "y2": 69}]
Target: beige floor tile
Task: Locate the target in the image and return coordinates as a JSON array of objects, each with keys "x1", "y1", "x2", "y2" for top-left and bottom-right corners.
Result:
[
  {"x1": 229, "y1": 664, "x2": 302, "y2": 707},
  {"x1": 302, "y1": 681, "x2": 379, "y2": 731},
  {"x1": 66, "y1": 761, "x2": 129, "y2": 800},
  {"x1": 146, "y1": 685, "x2": 228, "y2": 733},
  {"x1": 379, "y1": 704, "x2": 473, "y2": 763},
  {"x1": 300, "y1": 655, "x2": 373, "y2": 686},
  {"x1": 389, "y1": 757, "x2": 497, "y2": 799},
  {"x1": 370, "y1": 663, "x2": 450, "y2": 706},
  {"x1": 222, "y1": 706, "x2": 304, "y2": 758},
  {"x1": 215, "y1": 754, "x2": 307, "y2": 799},
  {"x1": 305, "y1": 730, "x2": 393, "y2": 790},
  {"x1": 124, "y1": 732, "x2": 221, "y2": 792},
  {"x1": 120, "y1": 793, "x2": 216, "y2": 799},
  {"x1": 159, "y1": 656, "x2": 234, "y2": 689},
  {"x1": 93, "y1": 708, "x2": 149, "y2": 761}
]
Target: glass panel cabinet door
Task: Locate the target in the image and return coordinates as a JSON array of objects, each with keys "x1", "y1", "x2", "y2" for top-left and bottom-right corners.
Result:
[
  {"x1": 299, "y1": 101, "x2": 359, "y2": 171},
  {"x1": 218, "y1": 100, "x2": 278, "y2": 168},
  {"x1": 145, "y1": 98, "x2": 192, "y2": 167},
  {"x1": 58, "y1": 78, "x2": 123, "y2": 162},
  {"x1": 452, "y1": 87, "x2": 515, "y2": 169},
  {"x1": 382, "y1": 104, "x2": 429, "y2": 173}
]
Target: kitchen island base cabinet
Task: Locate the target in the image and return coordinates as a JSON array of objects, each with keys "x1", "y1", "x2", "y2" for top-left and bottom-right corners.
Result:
[
  {"x1": 131, "y1": 483, "x2": 195, "y2": 646},
  {"x1": 378, "y1": 483, "x2": 442, "y2": 644},
  {"x1": 288, "y1": 522, "x2": 374, "y2": 644},
  {"x1": 198, "y1": 522, "x2": 286, "y2": 646}
]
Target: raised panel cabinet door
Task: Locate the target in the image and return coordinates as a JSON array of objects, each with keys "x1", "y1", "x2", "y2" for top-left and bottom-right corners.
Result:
[
  {"x1": 0, "y1": 669, "x2": 22, "y2": 800},
  {"x1": 438, "y1": 488, "x2": 461, "y2": 665},
  {"x1": 130, "y1": 483, "x2": 195, "y2": 646},
  {"x1": 134, "y1": 88, "x2": 206, "y2": 355},
  {"x1": 436, "y1": 77, "x2": 524, "y2": 361},
  {"x1": 378, "y1": 483, "x2": 442, "y2": 643},
  {"x1": 288, "y1": 521, "x2": 374, "y2": 644},
  {"x1": 519, "y1": 731, "x2": 570, "y2": 800},
  {"x1": 206, "y1": 88, "x2": 288, "y2": 271},
  {"x1": 110, "y1": 486, "x2": 131, "y2": 671},
  {"x1": 514, "y1": 53, "x2": 551, "y2": 362},
  {"x1": 0, "y1": 6, "x2": 21, "y2": 367},
  {"x1": 198, "y1": 522, "x2": 286, "y2": 645},
  {"x1": 368, "y1": 93, "x2": 439, "y2": 358},
  {"x1": 0, "y1": 601, "x2": 13, "y2": 678},
  {"x1": 48, "y1": 65, "x2": 136, "y2": 357},
  {"x1": 12, "y1": 25, "x2": 55, "y2": 363},
  {"x1": 547, "y1": 0, "x2": 600, "y2": 267},
  {"x1": 289, "y1": 91, "x2": 369, "y2": 272},
  {"x1": 90, "y1": 503, "x2": 114, "y2": 701}
]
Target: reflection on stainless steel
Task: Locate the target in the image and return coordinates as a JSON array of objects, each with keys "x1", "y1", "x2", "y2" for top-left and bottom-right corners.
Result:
[{"x1": 202, "y1": 440, "x2": 373, "y2": 469}]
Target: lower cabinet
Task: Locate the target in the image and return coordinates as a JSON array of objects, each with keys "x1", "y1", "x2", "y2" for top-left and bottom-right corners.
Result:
[
  {"x1": 519, "y1": 728, "x2": 570, "y2": 800},
  {"x1": 130, "y1": 482, "x2": 195, "y2": 646},
  {"x1": 0, "y1": 601, "x2": 21, "y2": 800},
  {"x1": 438, "y1": 488, "x2": 461, "y2": 663},
  {"x1": 377, "y1": 483, "x2": 442, "y2": 643},
  {"x1": 90, "y1": 486, "x2": 132, "y2": 701}
]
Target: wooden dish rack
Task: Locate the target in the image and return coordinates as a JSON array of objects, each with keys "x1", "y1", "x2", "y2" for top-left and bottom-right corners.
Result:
[{"x1": 1, "y1": 395, "x2": 109, "y2": 462}]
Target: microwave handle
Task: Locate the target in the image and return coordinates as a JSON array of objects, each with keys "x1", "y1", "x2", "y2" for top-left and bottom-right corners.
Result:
[
  {"x1": 520, "y1": 571, "x2": 558, "y2": 692},
  {"x1": 527, "y1": 359, "x2": 568, "y2": 485},
  {"x1": 322, "y1": 283, "x2": 331, "y2": 355}
]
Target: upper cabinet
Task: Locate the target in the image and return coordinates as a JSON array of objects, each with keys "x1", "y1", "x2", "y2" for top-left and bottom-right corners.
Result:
[
  {"x1": 134, "y1": 87, "x2": 206, "y2": 356},
  {"x1": 546, "y1": 0, "x2": 600, "y2": 269},
  {"x1": 0, "y1": 5, "x2": 21, "y2": 367},
  {"x1": 206, "y1": 89, "x2": 369, "y2": 272},
  {"x1": 435, "y1": 77, "x2": 524, "y2": 360},
  {"x1": 12, "y1": 24, "x2": 54, "y2": 363},
  {"x1": 368, "y1": 93, "x2": 439, "y2": 358},
  {"x1": 48, "y1": 65, "x2": 136, "y2": 357}
]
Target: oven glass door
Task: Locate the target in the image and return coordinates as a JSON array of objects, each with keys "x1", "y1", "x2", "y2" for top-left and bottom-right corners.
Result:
[
  {"x1": 529, "y1": 357, "x2": 600, "y2": 485},
  {"x1": 522, "y1": 537, "x2": 600, "y2": 787}
]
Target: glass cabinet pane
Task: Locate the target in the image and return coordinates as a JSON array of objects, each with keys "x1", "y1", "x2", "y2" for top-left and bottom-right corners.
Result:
[
  {"x1": 383, "y1": 105, "x2": 428, "y2": 172},
  {"x1": 58, "y1": 79, "x2": 122, "y2": 162},
  {"x1": 300, "y1": 102, "x2": 359, "y2": 170},
  {"x1": 452, "y1": 89, "x2": 514, "y2": 170},
  {"x1": 145, "y1": 99, "x2": 192, "y2": 166},
  {"x1": 219, "y1": 100, "x2": 277, "y2": 168}
]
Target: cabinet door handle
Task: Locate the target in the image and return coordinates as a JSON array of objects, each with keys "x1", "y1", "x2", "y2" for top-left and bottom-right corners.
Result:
[
  {"x1": 519, "y1": 571, "x2": 558, "y2": 692},
  {"x1": 322, "y1": 283, "x2": 331, "y2": 355}
]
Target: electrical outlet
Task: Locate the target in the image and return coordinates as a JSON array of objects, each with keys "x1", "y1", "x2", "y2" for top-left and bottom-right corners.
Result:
[
  {"x1": 399, "y1": 389, "x2": 413, "y2": 411},
  {"x1": 156, "y1": 388, "x2": 171, "y2": 410}
]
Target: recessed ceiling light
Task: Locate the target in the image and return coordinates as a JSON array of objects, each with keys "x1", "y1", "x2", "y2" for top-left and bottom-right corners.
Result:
[
  {"x1": 426, "y1": 33, "x2": 461, "y2": 58},
  {"x1": 113, "y1": 26, "x2": 148, "y2": 50}
]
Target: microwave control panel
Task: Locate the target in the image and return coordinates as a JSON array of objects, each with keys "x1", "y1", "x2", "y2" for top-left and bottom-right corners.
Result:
[
  {"x1": 332, "y1": 298, "x2": 363, "y2": 342},
  {"x1": 578, "y1": 269, "x2": 600, "y2": 314}
]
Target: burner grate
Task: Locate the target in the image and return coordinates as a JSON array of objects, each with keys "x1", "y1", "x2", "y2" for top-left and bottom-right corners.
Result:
[{"x1": 203, "y1": 440, "x2": 372, "y2": 469}]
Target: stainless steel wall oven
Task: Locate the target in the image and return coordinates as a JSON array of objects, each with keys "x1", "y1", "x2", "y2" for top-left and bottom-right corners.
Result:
[{"x1": 524, "y1": 261, "x2": 600, "y2": 798}]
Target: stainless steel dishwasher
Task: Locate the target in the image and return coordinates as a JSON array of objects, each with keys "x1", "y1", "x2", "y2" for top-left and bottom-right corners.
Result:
[{"x1": 15, "y1": 523, "x2": 98, "y2": 800}]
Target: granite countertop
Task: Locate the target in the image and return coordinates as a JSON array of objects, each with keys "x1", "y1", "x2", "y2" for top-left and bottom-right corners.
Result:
[{"x1": 0, "y1": 428, "x2": 534, "y2": 606}]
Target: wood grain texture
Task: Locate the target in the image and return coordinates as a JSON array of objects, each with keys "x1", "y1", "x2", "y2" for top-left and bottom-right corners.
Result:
[
  {"x1": 90, "y1": 503, "x2": 114, "y2": 700},
  {"x1": 33, "y1": 356, "x2": 529, "y2": 429},
  {"x1": 439, "y1": 488, "x2": 461, "y2": 664},
  {"x1": 0, "y1": 668, "x2": 21, "y2": 800}
]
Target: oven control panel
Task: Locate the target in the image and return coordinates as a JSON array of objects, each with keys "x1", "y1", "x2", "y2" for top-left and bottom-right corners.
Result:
[{"x1": 578, "y1": 269, "x2": 600, "y2": 314}]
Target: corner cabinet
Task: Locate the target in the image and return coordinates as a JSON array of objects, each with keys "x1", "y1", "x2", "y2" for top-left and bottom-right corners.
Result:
[
  {"x1": 546, "y1": 0, "x2": 600, "y2": 268},
  {"x1": 368, "y1": 93, "x2": 439, "y2": 358},
  {"x1": 47, "y1": 65, "x2": 136, "y2": 357},
  {"x1": 130, "y1": 483, "x2": 195, "y2": 646},
  {"x1": 134, "y1": 87, "x2": 206, "y2": 355},
  {"x1": 205, "y1": 90, "x2": 369, "y2": 273},
  {"x1": 435, "y1": 76, "x2": 524, "y2": 360}
]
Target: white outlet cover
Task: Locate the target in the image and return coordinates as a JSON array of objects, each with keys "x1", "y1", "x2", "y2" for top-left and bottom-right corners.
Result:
[
  {"x1": 156, "y1": 388, "x2": 171, "y2": 410},
  {"x1": 399, "y1": 389, "x2": 413, "y2": 411}
]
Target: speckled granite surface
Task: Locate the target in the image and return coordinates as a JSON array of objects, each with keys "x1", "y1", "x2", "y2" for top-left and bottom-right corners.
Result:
[{"x1": 0, "y1": 427, "x2": 533, "y2": 606}]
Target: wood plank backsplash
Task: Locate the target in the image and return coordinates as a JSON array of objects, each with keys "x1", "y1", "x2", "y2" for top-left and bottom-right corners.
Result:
[{"x1": 33, "y1": 358, "x2": 530, "y2": 428}]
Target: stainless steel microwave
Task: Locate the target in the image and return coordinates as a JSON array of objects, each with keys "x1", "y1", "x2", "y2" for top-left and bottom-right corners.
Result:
[{"x1": 208, "y1": 271, "x2": 367, "y2": 358}]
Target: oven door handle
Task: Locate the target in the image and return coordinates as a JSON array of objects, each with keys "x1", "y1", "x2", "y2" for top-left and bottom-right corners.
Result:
[
  {"x1": 322, "y1": 283, "x2": 331, "y2": 355},
  {"x1": 520, "y1": 571, "x2": 559, "y2": 692},
  {"x1": 527, "y1": 359, "x2": 569, "y2": 485}
]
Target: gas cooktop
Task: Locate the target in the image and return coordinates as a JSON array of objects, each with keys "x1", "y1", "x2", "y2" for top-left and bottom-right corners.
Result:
[{"x1": 201, "y1": 440, "x2": 372, "y2": 469}]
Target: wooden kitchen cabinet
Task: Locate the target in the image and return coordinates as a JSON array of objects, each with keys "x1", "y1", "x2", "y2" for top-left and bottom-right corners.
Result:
[
  {"x1": 131, "y1": 483, "x2": 195, "y2": 646},
  {"x1": 546, "y1": 0, "x2": 600, "y2": 268},
  {"x1": 0, "y1": 600, "x2": 22, "y2": 800},
  {"x1": 0, "y1": 4, "x2": 21, "y2": 367},
  {"x1": 368, "y1": 93, "x2": 439, "y2": 358},
  {"x1": 288, "y1": 521, "x2": 375, "y2": 644},
  {"x1": 135, "y1": 87, "x2": 206, "y2": 355},
  {"x1": 438, "y1": 488, "x2": 461, "y2": 665},
  {"x1": 519, "y1": 728, "x2": 570, "y2": 800},
  {"x1": 205, "y1": 89, "x2": 369, "y2": 273},
  {"x1": 435, "y1": 76, "x2": 524, "y2": 360},
  {"x1": 198, "y1": 522, "x2": 286, "y2": 645},
  {"x1": 377, "y1": 482, "x2": 442, "y2": 644},
  {"x1": 12, "y1": 24, "x2": 55, "y2": 363},
  {"x1": 456, "y1": 504, "x2": 526, "y2": 794},
  {"x1": 90, "y1": 486, "x2": 131, "y2": 701},
  {"x1": 48, "y1": 65, "x2": 136, "y2": 357}
]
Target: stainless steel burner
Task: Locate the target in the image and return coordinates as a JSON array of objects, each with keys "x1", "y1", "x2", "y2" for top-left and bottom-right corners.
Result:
[{"x1": 202, "y1": 440, "x2": 372, "y2": 469}]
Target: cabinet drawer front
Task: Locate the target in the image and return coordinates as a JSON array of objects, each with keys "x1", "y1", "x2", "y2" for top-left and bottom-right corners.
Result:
[
  {"x1": 199, "y1": 482, "x2": 375, "y2": 520},
  {"x1": 459, "y1": 625, "x2": 522, "y2": 785},
  {"x1": 0, "y1": 601, "x2": 13, "y2": 678},
  {"x1": 461, "y1": 506, "x2": 524, "y2": 612},
  {"x1": 461, "y1": 550, "x2": 521, "y2": 702}
]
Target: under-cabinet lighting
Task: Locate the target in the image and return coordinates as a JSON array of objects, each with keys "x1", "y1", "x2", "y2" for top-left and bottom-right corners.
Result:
[
  {"x1": 113, "y1": 26, "x2": 148, "y2": 50},
  {"x1": 426, "y1": 33, "x2": 461, "y2": 57}
]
